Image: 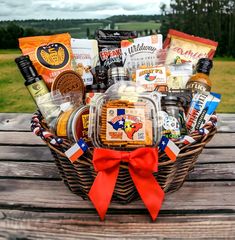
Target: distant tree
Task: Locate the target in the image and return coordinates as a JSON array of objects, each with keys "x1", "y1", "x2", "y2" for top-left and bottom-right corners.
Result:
[
  {"x1": 86, "y1": 27, "x2": 90, "y2": 38},
  {"x1": 160, "y1": 0, "x2": 235, "y2": 57}
]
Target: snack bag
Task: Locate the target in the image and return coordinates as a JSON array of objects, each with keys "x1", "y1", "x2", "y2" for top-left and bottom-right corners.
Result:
[
  {"x1": 163, "y1": 29, "x2": 218, "y2": 65},
  {"x1": 136, "y1": 66, "x2": 167, "y2": 91},
  {"x1": 95, "y1": 29, "x2": 137, "y2": 68},
  {"x1": 19, "y1": 33, "x2": 73, "y2": 89},
  {"x1": 121, "y1": 35, "x2": 163, "y2": 75},
  {"x1": 71, "y1": 38, "x2": 99, "y2": 86},
  {"x1": 186, "y1": 92, "x2": 221, "y2": 133}
]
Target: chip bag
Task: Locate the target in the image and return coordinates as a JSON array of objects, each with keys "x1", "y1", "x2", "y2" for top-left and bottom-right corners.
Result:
[
  {"x1": 19, "y1": 33, "x2": 73, "y2": 89},
  {"x1": 163, "y1": 29, "x2": 218, "y2": 65}
]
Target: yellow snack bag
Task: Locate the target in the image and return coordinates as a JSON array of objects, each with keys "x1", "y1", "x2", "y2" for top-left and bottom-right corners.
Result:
[{"x1": 19, "y1": 33, "x2": 73, "y2": 89}]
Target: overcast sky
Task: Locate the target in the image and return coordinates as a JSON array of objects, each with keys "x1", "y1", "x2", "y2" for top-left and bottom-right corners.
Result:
[{"x1": 0, "y1": 0, "x2": 170, "y2": 20}]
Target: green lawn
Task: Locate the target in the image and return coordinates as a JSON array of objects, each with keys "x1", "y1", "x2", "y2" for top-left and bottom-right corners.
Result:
[
  {"x1": 116, "y1": 21, "x2": 161, "y2": 31},
  {"x1": 0, "y1": 50, "x2": 234, "y2": 113}
]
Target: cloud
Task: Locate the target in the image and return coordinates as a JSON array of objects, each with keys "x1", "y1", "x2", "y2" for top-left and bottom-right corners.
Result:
[{"x1": 0, "y1": 0, "x2": 167, "y2": 20}]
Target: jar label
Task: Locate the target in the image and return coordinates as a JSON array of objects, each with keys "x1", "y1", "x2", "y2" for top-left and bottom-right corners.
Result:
[{"x1": 161, "y1": 111, "x2": 181, "y2": 139}]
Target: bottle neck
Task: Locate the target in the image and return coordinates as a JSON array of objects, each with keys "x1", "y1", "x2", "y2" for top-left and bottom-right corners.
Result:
[{"x1": 24, "y1": 76, "x2": 43, "y2": 86}]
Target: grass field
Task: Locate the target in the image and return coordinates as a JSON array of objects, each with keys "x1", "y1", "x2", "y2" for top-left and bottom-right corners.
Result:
[
  {"x1": 0, "y1": 50, "x2": 234, "y2": 113},
  {"x1": 115, "y1": 21, "x2": 161, "y2": 31}
]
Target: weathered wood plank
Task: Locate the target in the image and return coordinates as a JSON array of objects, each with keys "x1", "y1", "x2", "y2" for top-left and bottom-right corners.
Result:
[
  {"x1": 0, "y1": 210, "x2": 234, "y2": 239},
  {"x1": 0, "y1": 146, "x2": 52, "y2": 161},
  {"x1": 198, "y1": 148, "x2": 235, "y2": 163},
  {"x1": 0, "y1": 132, "x2": 45, "y2": 145},
  {"x1": 0, "y1": 180, "x2": 234, "y2": 211},
  {"x1": 0, "y1": 113, "x2": 32, "y2": 132},
  {"x1": 188, "y1": 163, "x2": 235, "y2": 180},
  {"x1": 0, "y1": 159, "x2": 234, "y2": 181},
  {"x1": 0, "y1": 131, "x2": 234, "y2": 147},
  {"x1": 217, "y1": 113, "x2": 235, "y2": 132},
  {"x1": 0, "y1": 161, "x2": 60, "y2": 179},
  {"x1": 1, "y1": 145, "x2": 234, "y2": 163},
  {"x1": 0, "y1": 113, "x2": 234, "y2": 132}
]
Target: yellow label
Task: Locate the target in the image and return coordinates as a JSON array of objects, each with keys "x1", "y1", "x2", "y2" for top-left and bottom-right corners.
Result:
[
  {"x1": 27, "y1": 80, "x2": 49, "y2": 99},
  {"x1": 82, "y1": 114, "x2": 89, "y2": 129}
]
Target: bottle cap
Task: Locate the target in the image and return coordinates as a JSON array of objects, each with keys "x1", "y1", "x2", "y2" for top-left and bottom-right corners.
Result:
[
  {"x1": 196, "y1": 58, "x2": 213, "y2": 75},
  {"x1": 15, "y1": 55, "x2": 41, "y2": 83}
]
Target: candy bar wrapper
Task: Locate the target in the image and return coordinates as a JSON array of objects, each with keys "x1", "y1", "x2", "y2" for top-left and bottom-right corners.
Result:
[{"x1": 186, "y1": 92, "x2": 221, "y2": 133}]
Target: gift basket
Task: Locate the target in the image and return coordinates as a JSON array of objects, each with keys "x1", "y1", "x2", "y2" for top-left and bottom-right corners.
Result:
[{"x1": 15, "y1": 29, "x2": 220, "y2": 220}]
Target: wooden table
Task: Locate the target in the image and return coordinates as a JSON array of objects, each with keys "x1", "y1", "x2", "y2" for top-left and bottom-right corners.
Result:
[{"x1": 0, "y1": 113, "x2": 234, "y2": 239}]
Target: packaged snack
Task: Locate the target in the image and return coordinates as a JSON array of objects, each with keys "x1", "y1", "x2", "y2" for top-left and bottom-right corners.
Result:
[
  {"x1": 51, "y1": 70, "x2": 85, "y2": 98},
  {"x1": 71, "y1": 38, "x2": 99, "y2": 86},
  {"x1": 135, "y1": 66, "x2": 167, "y2": 91},
  {"x1": 163, "y1": 29, "x2": 218, "y2": 65},
  {"x1": 167, "y1": 62, "x2": 193, "y2": 89},
  {"x1": 121, "y1": 35, "x2": 163, "y2": 75},
  {"x1": 186, "y1": 92, "x2": 221, "y2": 133},
  {"x1": 19, "y1": 33, "x2": 73, "y2": 89},
  {"x1": 95, "y1": 29, "x2": 137, "y2": 68},
  {"x1": 89, "y1": 81, "x2": 161, "y2": 150}
]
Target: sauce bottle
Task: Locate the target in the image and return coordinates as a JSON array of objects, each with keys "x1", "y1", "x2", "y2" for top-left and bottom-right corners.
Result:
[
  {"x1": 186, "y1": 58, "x2": 213, "y2": 93},
  {"x1": 15, "y1": 55, "x2": 49, "y2": 102}
]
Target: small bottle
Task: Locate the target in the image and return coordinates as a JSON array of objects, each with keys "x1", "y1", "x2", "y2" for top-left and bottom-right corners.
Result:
[
  {"x1": 15, "y1": 55, "x2": 49, "y2": 102},
  {"x1": 85, "y1": 66, "x2": 108, "y2": 105},
  {"x1": 186, "y1": 58, "x2": 213, "y2": 93}
]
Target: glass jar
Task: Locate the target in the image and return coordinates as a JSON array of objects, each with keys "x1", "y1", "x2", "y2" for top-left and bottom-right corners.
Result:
[
  {"x1": 161, "y1": 95, "x2": 187, "y2": 139},
  {"x1": 107, "y1": 67, "x2": 129, "y2": 87}
]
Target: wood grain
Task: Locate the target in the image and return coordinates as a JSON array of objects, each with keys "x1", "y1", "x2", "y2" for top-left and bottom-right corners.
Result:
[
  {"x1": 0, "y1": 179, "x2": 234, "y2": 211},
  {"x1": 0, "y1": 146, "x2": 52, "y2": 161},
  {"x1": 0, "y1": 210, "x2": 234, "y2": 239},
  {"x1": 0, "y1": 161, "x2": 60, "y2": 179},
  {"x1": 1, "y1": 145, "x2": 234, "y2": 163},
  {"x1": 0, "y1": 158, "x2": 234, "y2": 181}
]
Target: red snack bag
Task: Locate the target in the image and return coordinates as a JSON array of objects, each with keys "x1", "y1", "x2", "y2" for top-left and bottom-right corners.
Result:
[
  {"x1": 19, "y1": 33, "x2": 73, "y2": 89},
  {"x1": 163, "y1": 29, "x2": 218, "y2": 65}
]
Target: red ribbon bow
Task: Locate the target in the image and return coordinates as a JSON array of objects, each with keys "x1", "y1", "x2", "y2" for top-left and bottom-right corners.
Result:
[{"x1": 88, "y1": 148, "x2": 165, "y2": 220}]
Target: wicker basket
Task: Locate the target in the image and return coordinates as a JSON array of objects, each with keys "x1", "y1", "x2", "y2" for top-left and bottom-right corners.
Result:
[{"x1": 33, "y1": 112, "x2": 217, "y2": 204}]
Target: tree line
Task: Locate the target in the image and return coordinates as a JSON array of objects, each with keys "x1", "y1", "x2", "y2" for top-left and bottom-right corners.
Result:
[
  {"x1": 160, "y1": 0, "x2": 235, "y2": 57},
  {"x1": 0, "y1": 5, "x2": 234, "y2": 57}
]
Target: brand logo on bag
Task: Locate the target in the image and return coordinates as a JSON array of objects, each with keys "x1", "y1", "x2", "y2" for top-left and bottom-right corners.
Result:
[{"x1": 36, "y1": 43, "x2": 69, "y2": 69}]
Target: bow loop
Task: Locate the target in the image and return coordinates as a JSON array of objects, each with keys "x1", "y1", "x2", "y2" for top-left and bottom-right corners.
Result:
[{"x1": 129, "y1": 148, "x2": 158, "y2": 173}]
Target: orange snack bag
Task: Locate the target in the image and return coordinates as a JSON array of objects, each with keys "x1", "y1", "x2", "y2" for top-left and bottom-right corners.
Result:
[{"x1": 19, "y1": 33, "x2": 73, "y2": 89}]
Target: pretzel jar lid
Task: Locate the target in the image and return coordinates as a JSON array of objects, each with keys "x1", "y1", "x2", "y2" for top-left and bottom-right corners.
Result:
[{"x1": 88, "y1": 81, "x2": 162, "y2": 150}]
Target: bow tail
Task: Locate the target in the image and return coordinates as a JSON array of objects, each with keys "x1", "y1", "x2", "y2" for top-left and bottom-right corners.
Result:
[
  {"x1": 129, "y1": 168, "x2": 165, "y2": 221},
  {"x1": 88, "y1": 166, "x2": 119, "y2": 220}
]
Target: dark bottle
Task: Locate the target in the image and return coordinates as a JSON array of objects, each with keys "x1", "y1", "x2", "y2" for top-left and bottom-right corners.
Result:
[
  {"x1": 186, "y1": 58, "x2": 213, "y2": 93},
  {"x1": 161, "y1": 95, "x2": 187, "y2": 139},
  {"x1": 85, "y1": 66, "x2": 107, "y2": 104},
  {"x1": 15, "y1": 55, "x2": 49, "y2": 102}
]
